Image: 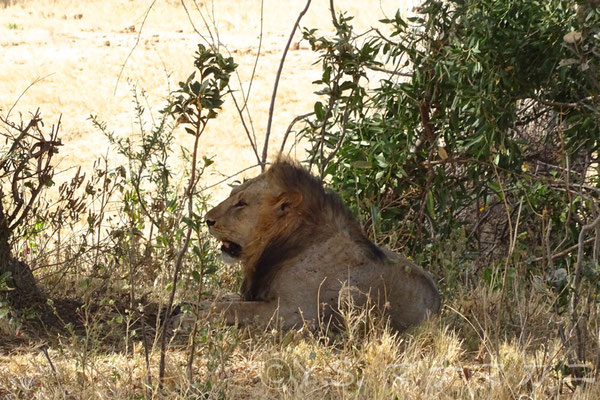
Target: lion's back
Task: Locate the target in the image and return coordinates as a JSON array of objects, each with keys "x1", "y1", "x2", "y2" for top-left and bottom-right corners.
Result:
[{"x1": 269, "y1": 236, "x2": 440, "y2": 331}]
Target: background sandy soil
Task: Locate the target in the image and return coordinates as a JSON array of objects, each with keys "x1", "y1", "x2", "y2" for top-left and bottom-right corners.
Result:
[{"x1": 1, "y1": 0, "x2": 416, "y2": 199}]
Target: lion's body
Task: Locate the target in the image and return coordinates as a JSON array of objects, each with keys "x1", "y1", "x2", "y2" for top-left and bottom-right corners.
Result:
[{"x1": 204, "y1": 159, "x2": 440, "y2": 332}]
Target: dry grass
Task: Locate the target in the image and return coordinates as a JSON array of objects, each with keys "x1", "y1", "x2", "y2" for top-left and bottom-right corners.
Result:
[
  {"x1": 1, "y1": 1, "x2": 599, "y2": 399},
  {"x1": 1, "y1": 280, "x2": 598, "y2": 399}
]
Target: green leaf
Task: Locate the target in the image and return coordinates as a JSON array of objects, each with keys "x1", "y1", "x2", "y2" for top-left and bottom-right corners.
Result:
[
  {"x1": 181, "y1": 216, "x2": 196, "y2": 229},
  {"x1": 339, "y1": 81, "x2": 355, "y2": 92},
  {"x1": 351, "y1": 160, "x2": 371, "y2": 169},
  {"x1": 426, "y1": 190, "x2": 435, "y2": 218},
  {"x1": 322, "y1": 65, "x2": 331, "y2": 83},
  {"x1": 375, "y1": 153, "x2": 388, "y2": 168},
  {"x1": 192, "y1": 270, "x2": 202, "y2": 283},
  {"x1": 314, "y1": 101, "x2": 325, "y2": 120},
  {"x1": 79, "y1": 278, "x2": 91, "y2": 288}
]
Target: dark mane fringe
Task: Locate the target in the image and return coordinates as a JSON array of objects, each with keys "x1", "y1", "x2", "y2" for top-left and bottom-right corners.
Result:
[{"x1": 243, "y1": 158, "x2": 385, "y2": 301}]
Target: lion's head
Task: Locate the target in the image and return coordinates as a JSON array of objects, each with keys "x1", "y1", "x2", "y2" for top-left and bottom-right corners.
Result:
[
  {"x1": 204, "y1": 159, "x2": 309, "y2": 264},
  {"x1": 204, "y1": 174, "x2": 269, "y2": 264},
  {"x1": 205, "y1": 158, "x2": 382, "y2": 300}
]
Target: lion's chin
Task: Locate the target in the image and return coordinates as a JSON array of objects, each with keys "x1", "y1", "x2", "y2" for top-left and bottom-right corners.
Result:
[{"x1": 220, "y1": 252, "x2": 240, "y2": 265}]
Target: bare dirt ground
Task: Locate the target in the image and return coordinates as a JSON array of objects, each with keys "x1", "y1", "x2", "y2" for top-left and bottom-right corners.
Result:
[{"x1": 1, "y1": 0, "x2": 414, "y2": 199}]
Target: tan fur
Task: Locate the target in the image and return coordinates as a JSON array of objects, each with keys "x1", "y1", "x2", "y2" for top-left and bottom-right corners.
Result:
[{"x1": 204, "y1": 158, "x2": 440, "y2": 332}]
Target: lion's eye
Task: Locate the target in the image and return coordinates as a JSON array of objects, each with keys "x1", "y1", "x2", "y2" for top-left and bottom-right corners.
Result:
[{"x1": 234, "y1": 200, "x2": 247, "y2": 208}]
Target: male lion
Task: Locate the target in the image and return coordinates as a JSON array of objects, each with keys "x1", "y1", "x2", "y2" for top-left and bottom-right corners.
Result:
[{"x1": 204, "y1": 158, "x2": 440, "y2": 332}]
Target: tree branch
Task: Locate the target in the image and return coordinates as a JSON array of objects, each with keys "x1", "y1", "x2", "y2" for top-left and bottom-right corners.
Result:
[
  {"x1": 571, "y1": 211, "x2": 600, "y2": 362},
  {"x1": 278, "y1": 112, "x2": 314, "y2": 156},
  {"x1": 262, "y1": 0, "x2": 312, "y2": 170}
]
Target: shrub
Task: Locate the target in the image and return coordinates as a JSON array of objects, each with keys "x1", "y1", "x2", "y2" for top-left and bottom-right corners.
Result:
[
  {"x1": 299, "y1": 0, "x2": 600, "y2": 368},
  {"x1": 302, "y1": 0, "x2": 599, "y2": 271}
]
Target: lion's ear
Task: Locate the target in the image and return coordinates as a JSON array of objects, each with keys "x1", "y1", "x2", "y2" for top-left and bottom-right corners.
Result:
[{"x1": 274, "y1": 191, "x2": 303, "y2": 215}]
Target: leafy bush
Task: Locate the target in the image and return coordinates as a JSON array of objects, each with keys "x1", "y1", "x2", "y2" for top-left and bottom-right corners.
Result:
[
  {"x1": 303, "y1": 0, "x2": 599, "y2": 267},
  {"x1": 299, "y1": 0, "x2": 600, "y2": 368}
]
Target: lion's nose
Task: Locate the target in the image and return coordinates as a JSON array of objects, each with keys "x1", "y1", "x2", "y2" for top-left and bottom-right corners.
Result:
[{"x1": 205, "y1": 218, "x2": 216, "y2": 227}]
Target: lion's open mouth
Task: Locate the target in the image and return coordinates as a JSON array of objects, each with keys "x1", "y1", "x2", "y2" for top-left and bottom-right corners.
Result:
[{"x1": 220, "y1": 240, "x2": 242, "y2": 258}]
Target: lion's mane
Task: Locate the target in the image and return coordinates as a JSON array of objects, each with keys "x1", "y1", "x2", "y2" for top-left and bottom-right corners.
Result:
[{"x1": 240, "y1": 159, "x2": 384, "y2": 301}]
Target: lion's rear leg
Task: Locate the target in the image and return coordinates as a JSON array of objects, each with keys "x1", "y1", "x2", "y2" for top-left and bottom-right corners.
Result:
[{"x1": 209, "y1": 300, "x2": 311, "y2": 330}]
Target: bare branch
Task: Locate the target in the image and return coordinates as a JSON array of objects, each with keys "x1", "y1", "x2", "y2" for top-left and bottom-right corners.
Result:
[
  {"x1": 192, "y1": 0, "x2": 219, "y2": 50},
  {"x1": 279, "y1": 112, "x2": 314, "y2": 156},
  {"x1": 533, "y1": 95, "x2": 598, "y2": 110},
  {"x1": 159, "y1": 117, "x2": 206, "y2": 389},
  {"x1": 308, "y1": 79, "x2": 338, "y2": 172},
  {"x1": 6, "y1": 74, "x2": 54, "y2": 120},
  {"x1": 572, "y1": 212, "x2": 600, "y2": 300},
  {"x1": 229, "y1": 93, "x2": 261, "y2": 165},
  {"x1": 320, "y1": 83, "x2": 359, "y2": 179},
  {"x1": 180, "y1": 0, "x2": 212, "y2": 45},
  {"x1": 2, "y1": 112, "x2": 63, "y2": 231},
  {"x1": 114, "y1": 0, "x2": 158, "y2": 95},
  {"x1": 367, "y1": 65, "x2": 412, "y2": 77},
  {"x1": 182, "y1": 0, "x2": 262, "y2": 165},
  {"x1": 373, "y1": 27, "x2": 398, "y2": 47},
  {"x1": 571, "y1": 211, "x2": 600, "y2": 361},
  {"x1": 262, "y1": 0, "x2": 313, "y2": 170},
  {"x1": 201, "y1": 163, "x2": 263, "y2": 192},
  {"x1": 242, "y1": 0, "x2": 264, "y2": 112},
  {"x1": 329, "y1": 0, "x2": 339, "y2": 28},
  {"x1": 531, "y1": 237, "x2": 596, "y2": 264},
  {"x1": 0, "y1": 112, "x2": 40, "y2": 171}
]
